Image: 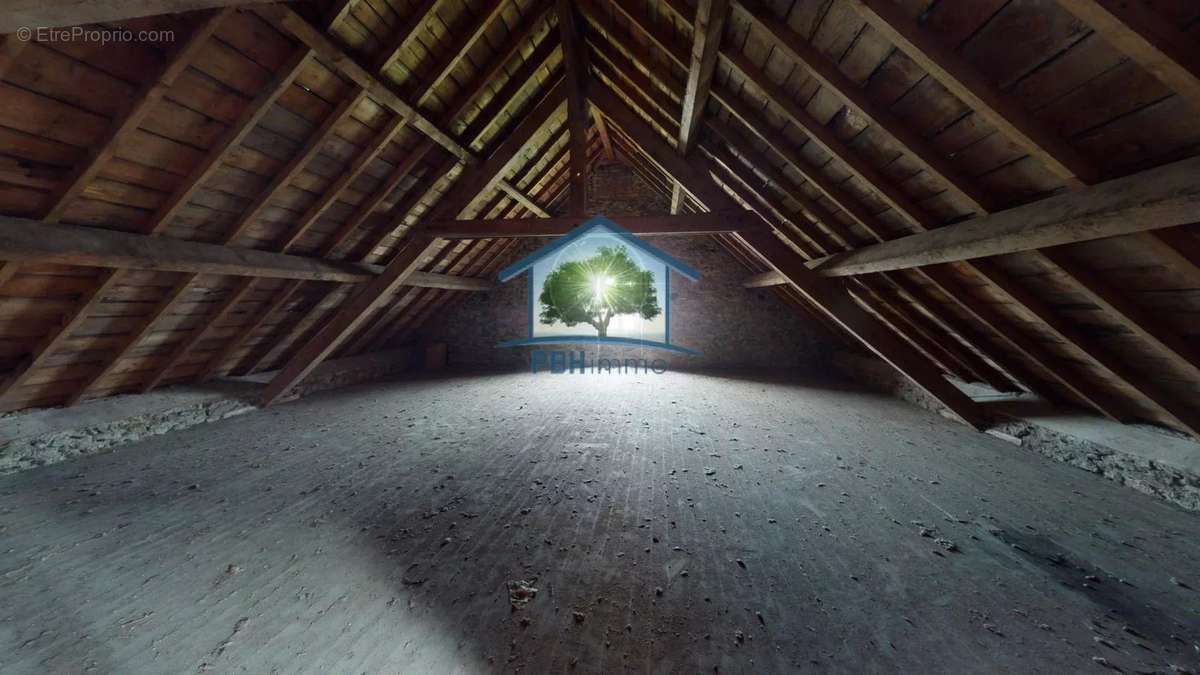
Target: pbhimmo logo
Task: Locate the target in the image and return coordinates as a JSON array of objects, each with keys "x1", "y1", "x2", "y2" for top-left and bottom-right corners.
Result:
[{"x1": 496, "y1": 216, "x2": 700, "y2": 370}]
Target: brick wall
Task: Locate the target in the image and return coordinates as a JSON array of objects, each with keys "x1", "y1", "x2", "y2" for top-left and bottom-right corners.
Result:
[{"x1": 415, "y1": 162, "x2": 837, "y2": 372}]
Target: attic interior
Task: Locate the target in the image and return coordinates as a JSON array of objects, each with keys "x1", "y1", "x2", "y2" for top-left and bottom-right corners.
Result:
[{"x1": 1, "y1": 0, "x2": 1199, "y2": 671}]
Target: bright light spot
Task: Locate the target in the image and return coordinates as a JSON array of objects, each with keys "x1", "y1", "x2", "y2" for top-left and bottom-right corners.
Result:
[{"x1": 591, "y1": 274, "x2": 613, "y2": 301}]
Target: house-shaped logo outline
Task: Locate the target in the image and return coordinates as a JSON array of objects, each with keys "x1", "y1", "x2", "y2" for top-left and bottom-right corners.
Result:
[{"x1": 496, "y1": 216, "x2": 701, "y2": 355}]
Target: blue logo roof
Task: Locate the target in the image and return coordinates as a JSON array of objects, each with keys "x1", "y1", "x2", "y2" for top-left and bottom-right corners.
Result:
[
  {"x1": 496, "y1": 215, "x2": 701, "y2": 355},
  {"x1": 498, "y1": 216, "x2": 700, "y2": 283}
]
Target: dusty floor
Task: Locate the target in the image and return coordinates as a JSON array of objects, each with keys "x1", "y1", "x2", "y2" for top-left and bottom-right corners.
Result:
[{"x1": 1, "y1": 370, "x2": 1197, "y2": 674}]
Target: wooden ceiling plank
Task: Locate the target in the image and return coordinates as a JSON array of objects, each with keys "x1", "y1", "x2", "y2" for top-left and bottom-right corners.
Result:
[
  {"x1": 590, "y1": 79, "x2": 987, "y2": 428},
  {"x1": 718, "y1": 0, "x2": 997, "y2": 213},
  {"x1": 706, "y1": 143, "x2": 1017, "y2": 391},
  {"x1": 414, "y1": 0, "x2": 510, "y2": 107},
  {"x1": 459, "y1": 32, "x2": 561, "y2": 148},
  {"x1": 625, "y1": 2, "x2": 1194, "y2": 430},
  {"x1": 1056, "y1": 0, "x2": 1200, "y2": 112},
  {"x1": 595, "y1": 29, "x2": 1031, "y2": 394},
  {"x1": 57, "y1": 47, "x2": 314, "y2": 405},
  {"x1": 0, "y1": 44, "x2": 311, "y2": 407},
  {"x1": 256, "y1": 5, "x2": 468, "y2": 162},
  {"x1": 41, "y1": 9, "x2": 231, "y2": 224},
  {"x1": 323, "y1": 0, "x2": 358, "y2": 31},
  {"x1": 197, "y1": 11, "x2": 554, "y2": 383},
  {"x1": 846, "y1": 0, "x2": 1100, "y2": 187},
  {"x1": 138, "y1": 88, "x2": 372, "y2": 393},
  {"x1": 139, "y1": 276, "x2": 257, "y2": 392},
  {"x1": 258, "y1": 81, "x2": 566, "y2": 405},
  {"x1": 373, "y1": 0, "x2": 443, "y2": 74}
]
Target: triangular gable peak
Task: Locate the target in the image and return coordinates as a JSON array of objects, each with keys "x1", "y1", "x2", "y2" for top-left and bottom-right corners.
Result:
[{"x1": 497, "y1": 216, "x2": 701, "y2": 283}]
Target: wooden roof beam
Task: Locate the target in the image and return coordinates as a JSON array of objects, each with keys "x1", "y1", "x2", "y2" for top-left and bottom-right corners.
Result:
[
  {"x1": 593, "y1": 27, "x2": 1051, "y2": 397},
  {"x1": 593, "y1": 108, "x2": 615, "y2": 160},
  {"x1": 677, "y1": 0, "x2": 728, "y2": 155},
  {"x1": 426, "y1": 212, "x2": 760, "y2": 238},
  {"x1": 706, "y1": 144, "x2": 1015, "y2": 390},
  {"x1": 360, "y1": 129, "x2": 585, "y2": 350},
  {"x1": 589, "y1": 79, "x2": 987, "y2": 428},
  {"x1": 258, "y1": 82, "x2": 566, "y2": 405},
  {"x1": 0, "y1": 216, "x2": 379, "y2": 283},
  {"x1": 600, "y1": 1, "x2": 1190, "y2": 425},
  {"x1": 809, "y1": 155, "x2": 1200, "y2": 276},
  {"x1": 0, "y1": 46, "x2": 311, "y2": 408},
  {"x1": 194, "y1": 13, "x2": 560, "y2": 383},
  {"x1": 556, "y1": 0, "x2": 590, "y2": 215}
]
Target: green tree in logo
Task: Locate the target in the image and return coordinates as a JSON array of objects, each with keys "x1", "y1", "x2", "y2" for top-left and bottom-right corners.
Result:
[{"x1": 538, "y1": 245, "x2": 661, "y2": 337}]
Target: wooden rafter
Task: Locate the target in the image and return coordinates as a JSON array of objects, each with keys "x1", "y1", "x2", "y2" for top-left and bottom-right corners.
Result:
[
  {"x1": 372, "y1": 0, "x2": 443, "y2": 73},
  {"x1": 593, "y1": 109, "x2": 615, "y2": 160},
  {"x1": 415, "y1": 0, "x2": 511, "y2": 107},
  {"x1": 382, "y1": 139, "x2": 583, "y2": 347},
  {"x1": 589, "y1": 79, "x2": 986, "y2": 427},
  {"x1": 355, "y1": 128, "x2": 579, "y2": 352},
  {"x1": 0, "y1": 40, "x2": 311, "y2": 407},
  {"x1": 844, "y1": 0, "x2": 1200, "y2": 435},
  {"x1": 184, "y1": 5, "x2": 555, "y2": 386},
  {"x1": 591, "y1": 25, "x2": 1032, "y2": 395},
  {"x1": 605, "y1": 0, "x2": 1200, "y2": 432},
  {"x1": 556, "y1": 0, "x2": 590, "y2": 215},
  {"x1": 136, "y1": 89, "x2": 373, "y2": 392},
  {"x1": 276, "y1": 101, "x2": 576, "y2": 378},
  {"x1": 1056, "y1": 0, "x2": 1200, "y2": 112},
  {"x1": 207, "y1": 156, "x2": 456, "y2": 381},
  {"x1": 704, "y1": 142, "x2": 1017, "y2": 391},
  {"x1": 846, "y1": 0, "x2": 1099, "y2": 187},
  {"x1": 257, "y1": 82, "x2": 566, "y2": 405},
  {"x1": 63, "y1": 48, "x2": 319, "y2": 404}
]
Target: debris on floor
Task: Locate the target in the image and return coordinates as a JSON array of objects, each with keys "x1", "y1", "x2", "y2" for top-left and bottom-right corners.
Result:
[{"x1": 507, "y1": 579, "x2": 538, "y2": 609}]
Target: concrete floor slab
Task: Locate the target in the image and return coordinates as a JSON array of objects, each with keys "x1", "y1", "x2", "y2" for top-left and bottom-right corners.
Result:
[{"x1": 1, "y1": 371, "x2": 1197, "y2": 673}]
